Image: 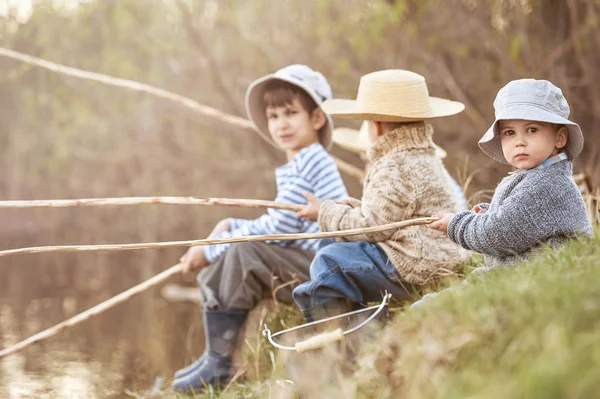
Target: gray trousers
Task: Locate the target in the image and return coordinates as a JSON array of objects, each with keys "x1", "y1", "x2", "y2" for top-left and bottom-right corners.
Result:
[{"x1": 197, "y1": 242, "x2": 314, "y2": 310}]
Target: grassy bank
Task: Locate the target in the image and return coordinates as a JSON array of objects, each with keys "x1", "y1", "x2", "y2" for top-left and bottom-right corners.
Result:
[{"x1": 179, "y1": 233, "x2": 600, "y2": 398}]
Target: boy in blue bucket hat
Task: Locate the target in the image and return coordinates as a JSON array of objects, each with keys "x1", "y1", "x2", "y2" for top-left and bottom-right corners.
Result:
[{"x1": 429, "y1": 78, "x2": 592, "y2": 273}]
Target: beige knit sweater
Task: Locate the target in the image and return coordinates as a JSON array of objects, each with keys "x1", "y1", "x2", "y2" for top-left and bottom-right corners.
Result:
[{"x1": 318, "y1": 122, "x2": 464, "y2": 285}]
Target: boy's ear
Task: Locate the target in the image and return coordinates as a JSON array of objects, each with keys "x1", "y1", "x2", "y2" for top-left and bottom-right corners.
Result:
[
  {"x1": 310, "y1": 108, "x2": 327, "y2": 132},
  {"x1": 375, "y1": 121, "x2": 386, "y2": 137},
  {"x1": 556, "y1": 126, "x2": 568, "y2": 149}
]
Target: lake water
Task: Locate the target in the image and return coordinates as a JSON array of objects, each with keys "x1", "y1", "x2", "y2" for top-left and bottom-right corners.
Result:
[{"x1": 0, "y1": 249, "x2": 206, "y2": 398}]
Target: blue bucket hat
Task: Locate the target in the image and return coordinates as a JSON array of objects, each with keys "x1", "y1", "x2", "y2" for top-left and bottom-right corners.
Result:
[
  {"x1": 479, "y1": 79, "x2": 584, "y2": 164},
  {"x1": 245, "y1": 64, "x2": 334, "y2": 150}
]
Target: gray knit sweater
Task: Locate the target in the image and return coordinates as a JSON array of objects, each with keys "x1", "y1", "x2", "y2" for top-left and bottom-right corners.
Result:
[{"x1": 448, "y1": 159, "x2": 592, "y2": 272}]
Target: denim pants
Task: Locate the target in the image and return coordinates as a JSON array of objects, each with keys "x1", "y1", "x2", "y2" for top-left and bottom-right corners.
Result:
[{"x1": 292, "y1": 241, "x2": 415, "y2": 320}]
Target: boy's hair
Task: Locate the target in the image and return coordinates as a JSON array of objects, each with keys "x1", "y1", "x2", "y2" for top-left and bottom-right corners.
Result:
[
  {"x1": 552, "y1": 123, "x2": 567, "y2": 133},
  {"x1": 262, "y1": 80, "x2": 319, "y2": 114}
]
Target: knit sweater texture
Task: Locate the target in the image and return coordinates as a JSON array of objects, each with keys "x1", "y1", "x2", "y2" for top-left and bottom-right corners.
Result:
[
  {"x1": 448, "y1": 159, "x2": 593, "y2": 272},
  {"x1": 318, "y1": 122, "x2": 464, "y2": 285}
]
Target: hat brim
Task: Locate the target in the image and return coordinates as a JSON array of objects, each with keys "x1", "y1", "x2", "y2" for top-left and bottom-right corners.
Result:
[
  {"x1": 321, "y1": 97, "x2": 465, "y2": 121},
  {"x1": 432, "y1": 143, "x2": 447, "y2": 159},
  {"x1": 478, "y1": 105, "x2": 584, "y2": 164},
  {"x1": 332, "y1": 127, "x2": 369, "y2": 153},
  {"x1": 244, "y1": 75, "x2": 334, "y2": 150}
]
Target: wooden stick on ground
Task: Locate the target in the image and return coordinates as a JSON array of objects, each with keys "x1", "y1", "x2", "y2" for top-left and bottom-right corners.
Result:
[
  {"x1": 0, "y1": 263, "x2": 184, "y2": 359},
  {"x1": 0, "y1": 47, "x2": 365, "y2": 183},
  {"x1": 0, "y1": 196, "x2": 303, "y2": 211},
  {"x1": 0, "y1": 218, "x2": 437, "y2": 258},
  {"x1": 0, "y1": 217, "x2": 436, "y2": 358}
]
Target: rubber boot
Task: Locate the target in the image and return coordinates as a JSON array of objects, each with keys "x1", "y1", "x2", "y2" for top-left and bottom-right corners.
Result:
[
  {"x1": 173, "y1": 309, "x2": 216, "y2": 379},
  {"x1": 173, "y1": 353, "x2": 206, "y2": 380},
  {"x1": 171, "y1": 309, "x2": 247, "y2": 393}
]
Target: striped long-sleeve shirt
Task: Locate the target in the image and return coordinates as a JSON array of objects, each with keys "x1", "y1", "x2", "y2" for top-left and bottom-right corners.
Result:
[{"x1": 204, "y1": 143, "x2": 348, "y2": 263}]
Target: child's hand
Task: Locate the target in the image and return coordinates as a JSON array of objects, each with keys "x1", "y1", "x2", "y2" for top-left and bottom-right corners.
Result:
[
  {"x1": 297, "y1": 192, "x2": 322, "y2": 222},
  {"x1": 472, "y1": 205, "x2": 487, "y2": 214},
  {"x1": 180, "y1": 246, "x2": 209, "y2": 274},
  {"x1": 428, "y1": 212, "x2": 455, "y2": 233}
]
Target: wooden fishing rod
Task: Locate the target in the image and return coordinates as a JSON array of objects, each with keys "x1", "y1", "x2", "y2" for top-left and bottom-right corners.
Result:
[
  {"x1": 0, "y1": 218, "x2": 437, "y2": 258},
  {"x1": 0, "y1": 263, "x2": 185, "y2": 359},
  {"x1": 0, "y1": 217, "x2": 436, "y2": 358},
  {"x1": 0, "y1": 196, "x2": 303, "y2": 211},
  {"x1": 0, "y1": 47, "x2": 365, "y2": 183}
]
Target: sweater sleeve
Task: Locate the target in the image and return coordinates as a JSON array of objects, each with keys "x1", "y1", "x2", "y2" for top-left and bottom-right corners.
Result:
[
  {"x1": 203, "y1": 181, "x2": 312, "y2": 262},
  {"x1": 204, "y1": 144, "x2": 348, "y2": 262},
  {"x1": 309, "y1": 157, "x2": 348, "y2": 200},
  {"x1": 318, "y1": 162, "x2": 416, "y2": 242},
  {"x1": 203, "y1": 201, "x2": 305, "y2": 263},
  {"x1": 447, "y1": 178, "x2": 571, "y2": 257}
]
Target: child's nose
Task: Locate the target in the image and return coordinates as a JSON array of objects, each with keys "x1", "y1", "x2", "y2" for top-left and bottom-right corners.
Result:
[
  {"x1": 279, "y1": 116, "x2": 291, "y2": 128},
  {"x1": 273, "y1": 117, "x2": 286, "y2": 129}
]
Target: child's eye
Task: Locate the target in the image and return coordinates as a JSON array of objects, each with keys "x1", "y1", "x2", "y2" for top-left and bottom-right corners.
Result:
[
  {"x1": 285, "y1": 109, "x2": 298, "y2": 116},
  {"x1": 503, "y1": 130, "x2": 515, "y2": 136},
  {"x1": 267, "y1": 113, "x2": 278, "y2": 120},
  {"x1": 526, "y1": 127, "x2": 538, "y2": 134}
]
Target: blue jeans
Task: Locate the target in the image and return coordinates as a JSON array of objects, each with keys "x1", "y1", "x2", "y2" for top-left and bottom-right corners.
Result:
[{"x1": 292, "y1": 242, "x2": 415, "y2": 320}]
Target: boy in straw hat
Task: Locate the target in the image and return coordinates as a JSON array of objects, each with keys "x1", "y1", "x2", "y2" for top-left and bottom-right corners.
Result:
[
  {"x1": 333, "y1": 121, "x2": 468, "y2": 209},
  {"x1": 428, "y1": 79, "x2": 592, "y2": 274},
  {"x1": 172, "y1": 65, "x2": 348, "y2": 391},
  {"x1": 293, "y1": 69, "x2": 466, "y2": 321}
]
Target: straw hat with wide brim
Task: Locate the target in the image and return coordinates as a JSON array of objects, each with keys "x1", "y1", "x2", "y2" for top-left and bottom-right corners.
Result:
[
  {"x1": 333, "y1": 121, "x2": 448, "y2": 158},
  {"x1": 245, "y1": 64, "x2": 334, "y2": 150},
  {"x1": 321, "y1": 70, "x2": 465, "y2": 122},
  {"x1": 332, "y1": 122, "x2": 371, "y2": 153}
]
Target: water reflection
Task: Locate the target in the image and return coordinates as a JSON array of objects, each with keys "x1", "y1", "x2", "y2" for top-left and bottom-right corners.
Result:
[
  {"x1": 0, "y1": 250, "x2": 205, "y2": 398},
  {"x1": 0, "y1": 204, "x2": 279, "y2": 398}
]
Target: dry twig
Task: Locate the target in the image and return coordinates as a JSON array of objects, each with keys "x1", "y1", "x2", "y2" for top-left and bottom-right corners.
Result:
[
  {"x1": 0, "y1": 196, "x2": 303, "y2": 211},
  {"x1": 0, "y1": 263, "x2": 184, "y2": 359},
  {"x1": 0, "y1": 217, "x2": 436, "y2": 358},
  {"x1": 0, "y1": 47, "x2": 365, "y2": 182},
  {"x1": 0, "y1": 218, "x2": 437, "y2": 258}
]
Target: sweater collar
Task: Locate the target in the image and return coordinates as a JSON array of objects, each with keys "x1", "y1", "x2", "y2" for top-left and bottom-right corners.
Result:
[
  {"x1": 367, "y1": 122, "x2": 434, "y2": 162},
  {"x1": 534, "y1": 151, "x2": 568, "y2": 170},
  {"x1": 509, "y1": 152, "x2": 570, "y2": 176}
]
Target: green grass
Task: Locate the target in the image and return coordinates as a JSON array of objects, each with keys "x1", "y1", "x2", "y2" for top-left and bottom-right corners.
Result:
[
  {"x1": 354, "y1": 233, "x2": 600, "y2": 399},
  {"x1": 173, "y1": 233, "x2": 600, "y2": 398}
]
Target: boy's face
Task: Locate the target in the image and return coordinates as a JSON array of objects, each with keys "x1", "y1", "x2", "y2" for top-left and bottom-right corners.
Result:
[
  {"x1": 498, "y1": 119, "x2": 568, "y2": 170},
  {"x1": 266, "y1": 96, "x2": 323, "y2": 156}
]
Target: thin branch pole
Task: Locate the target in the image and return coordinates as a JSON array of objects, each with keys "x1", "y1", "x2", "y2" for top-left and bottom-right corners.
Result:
[
  {"x1": 0, "y1": 217, "x2": 437, "y2": 358},
  {"x1": 0, "y1": 263, "x2": 185, "y2": 359},
  {"x1": 0, "y1": 47, "x2": 365, "y2": 182},
  {"x1": 0, "y1": 47, "x2": 253, "y2": 130},
  {"x1": 0, "y1": 218, "x2": 437, "y2": 258},
  {"x1": 0, "y1": 196, "x2": 303, "y2": 211}
]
